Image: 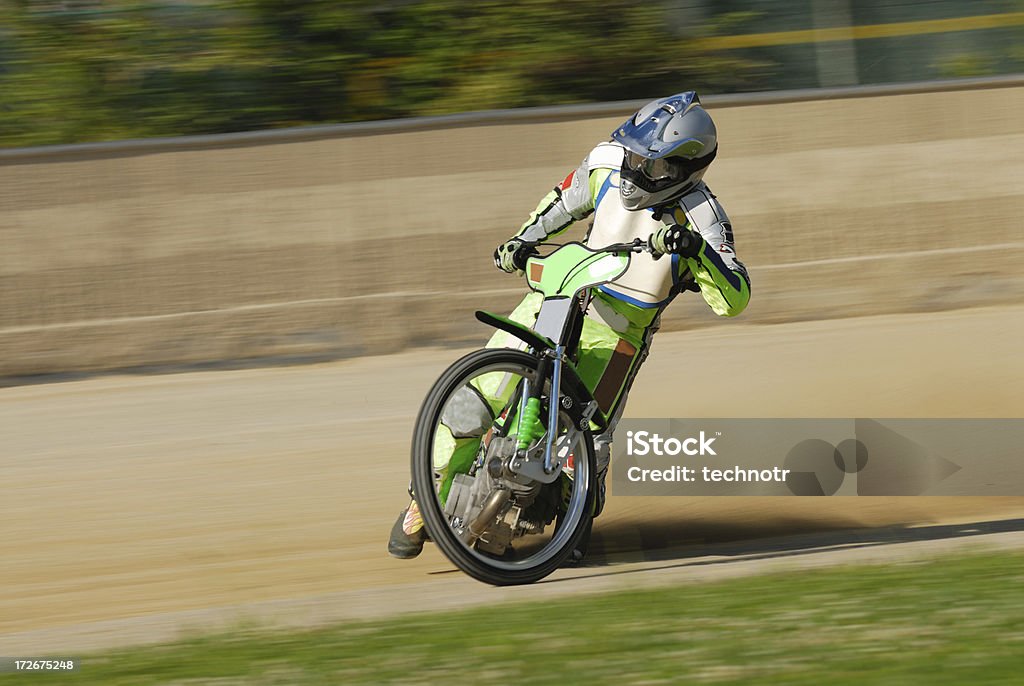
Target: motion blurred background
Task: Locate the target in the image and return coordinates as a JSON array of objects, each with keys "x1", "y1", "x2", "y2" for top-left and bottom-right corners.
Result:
[
  {"x1": 2, "y1": 0, "x2": 1024, "y2": 673},
  {"x1": 1, "y1": 0, "x2": 1023, "y2": 376},
  {"x1": 2, "y1": 0, "x2": 1024, "y2": 146}
]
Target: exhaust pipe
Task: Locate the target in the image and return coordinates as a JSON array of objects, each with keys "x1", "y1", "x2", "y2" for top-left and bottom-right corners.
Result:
[{"x1": 468, "y1": 488, "x2": 511, "y2": 540}]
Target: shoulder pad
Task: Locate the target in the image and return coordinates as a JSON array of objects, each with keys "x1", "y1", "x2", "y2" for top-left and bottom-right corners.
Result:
[
  {"x1": 677, "y1": 183, "x2": 731, "y2": 233},
  {"x1": 586, "y1": 141, "x2": 624, "y2": 171}
]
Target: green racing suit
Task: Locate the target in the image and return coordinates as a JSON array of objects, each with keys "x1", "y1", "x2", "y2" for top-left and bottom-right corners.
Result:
[{"x1": 431, "y1": 141, "x2": 750, "y2": 509}]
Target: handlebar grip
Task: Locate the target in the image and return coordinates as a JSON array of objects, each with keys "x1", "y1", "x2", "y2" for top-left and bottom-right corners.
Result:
[
  {"x1": 512, "y1": 243, "x2": 539, "y2": 271},
  {"x1": 645, "y1": 233, "x2": 664, "y2": 259}
]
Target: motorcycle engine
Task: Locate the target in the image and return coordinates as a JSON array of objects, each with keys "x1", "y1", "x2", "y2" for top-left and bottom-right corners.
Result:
[{"x1": 443, "y1": 435, "x2": 544, "y2": 555}]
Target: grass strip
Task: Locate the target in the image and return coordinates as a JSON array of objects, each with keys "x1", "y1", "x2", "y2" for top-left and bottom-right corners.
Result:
[{"x1": 5, "y1": 550, "x2": 1024, "y2": 685}]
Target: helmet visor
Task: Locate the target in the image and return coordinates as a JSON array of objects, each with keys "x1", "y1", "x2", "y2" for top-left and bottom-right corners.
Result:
[
  {"x1": 623, "y1": 151, "x2": 685, "y2": 182},
  {"x1": 618, "y1": 145, "x2": 716, "y2": 188}
]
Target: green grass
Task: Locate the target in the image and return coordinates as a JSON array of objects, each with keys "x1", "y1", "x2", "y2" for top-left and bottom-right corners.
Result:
[{"x1": 7, "y1": 551, "x2": 1024, "y2": 685}]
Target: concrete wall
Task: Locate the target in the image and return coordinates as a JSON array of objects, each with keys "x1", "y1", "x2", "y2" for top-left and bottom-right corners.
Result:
[{"x1": 2, "y1": 84, "x2": 1023, "y2": 378}]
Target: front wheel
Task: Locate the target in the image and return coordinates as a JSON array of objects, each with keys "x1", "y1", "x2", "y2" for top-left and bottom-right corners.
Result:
[{"x1": 411, "y1": 348, "x2": 595, "y2": 585}]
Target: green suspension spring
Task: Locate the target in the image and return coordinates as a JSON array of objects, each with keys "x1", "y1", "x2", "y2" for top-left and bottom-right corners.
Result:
[{"x1": 516, "y1": 397, "x2": 546, "y2": 450}]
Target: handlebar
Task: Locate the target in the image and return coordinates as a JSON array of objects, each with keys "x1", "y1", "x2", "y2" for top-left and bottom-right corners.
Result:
[
  {"x1": 600, "y1": 238, "x2": 657, "y2": 255},
  {"x1": 510, "y1": 242, "x2": 540, "y2": 271},
  {"x1": 512, "y1": 237, "x2": 657, "y2": 271}
]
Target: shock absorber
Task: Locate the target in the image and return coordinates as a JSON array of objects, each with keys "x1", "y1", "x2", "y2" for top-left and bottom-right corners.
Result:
[{"x1": 516, "y1": 397, "x2": 545, "y2": 450}]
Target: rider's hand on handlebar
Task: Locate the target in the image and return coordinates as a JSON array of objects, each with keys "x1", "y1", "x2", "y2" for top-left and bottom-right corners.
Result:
[
  {"x1": 648, "y1": 224, "x2": 703, "y2": 259},
  {"x1": 493, "y1": 237, "x2": 538, "y2": 273}
]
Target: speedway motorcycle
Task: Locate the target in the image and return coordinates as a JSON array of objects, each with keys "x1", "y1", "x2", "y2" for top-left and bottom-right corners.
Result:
[{"x1": 410, "y1": 238, "x2": 656, "y2": 585}]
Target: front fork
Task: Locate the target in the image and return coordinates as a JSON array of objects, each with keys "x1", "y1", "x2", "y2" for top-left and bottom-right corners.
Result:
[
  {"x1": 513, "y1": 347, "x2": 564, "y2": 475},
  {"x1": 543, "y1": 346, "x2": 565, "y2": 474}
]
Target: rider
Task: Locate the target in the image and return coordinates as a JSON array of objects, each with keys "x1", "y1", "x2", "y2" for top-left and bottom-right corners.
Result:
[{"x1": 389, "y1": 91, "x2": 750, "y2": 559}]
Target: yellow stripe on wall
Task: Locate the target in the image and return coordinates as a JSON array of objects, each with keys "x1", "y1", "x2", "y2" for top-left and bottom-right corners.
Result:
[{"x1": 697, "y1": 12, "x2": 1024, "y2": 51}]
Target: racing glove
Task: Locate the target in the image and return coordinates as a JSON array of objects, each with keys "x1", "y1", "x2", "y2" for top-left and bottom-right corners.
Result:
[
  {"x1": 493, "y1": 237, "x2": 537, "y2": 273},
  {"x1": 649, "y1": 224, "x2": 703, "y2": 259}
]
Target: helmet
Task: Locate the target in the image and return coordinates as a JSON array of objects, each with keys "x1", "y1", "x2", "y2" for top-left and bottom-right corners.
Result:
[{"x1": 611, "y1": 91, "x2": 718, "y2": 211}]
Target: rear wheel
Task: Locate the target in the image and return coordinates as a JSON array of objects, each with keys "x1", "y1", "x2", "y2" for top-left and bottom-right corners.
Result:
[{"x1": 411, "y1": 348, "x2": 595, "y2": 585}]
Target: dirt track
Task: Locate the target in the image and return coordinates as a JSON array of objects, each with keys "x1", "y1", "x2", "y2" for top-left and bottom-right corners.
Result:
[{"x1": 2, "y1": 305, "x2": 1024, "y2": 654}]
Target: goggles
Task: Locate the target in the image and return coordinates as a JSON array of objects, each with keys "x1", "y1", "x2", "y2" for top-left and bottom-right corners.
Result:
[{"x1": 622, "y1": 147, "x2": 717, "y2": 183}]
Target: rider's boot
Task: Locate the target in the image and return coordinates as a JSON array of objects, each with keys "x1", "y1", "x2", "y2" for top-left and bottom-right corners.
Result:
[
  {"x1": 568, "y1": 517, "x2": 594, "y2": 564},
  {"x1": 388, "y1": 499, "x2": 428, "y2": 559},
  {"x1": 593, "y1": 465, "x2": 608, "y2": 519},
  {"x1": 561, "y1": 464, "x2": 608, "y2": 516},
  {"x1": 560, "y1": 465, "x2": 607, "y2": 565}
]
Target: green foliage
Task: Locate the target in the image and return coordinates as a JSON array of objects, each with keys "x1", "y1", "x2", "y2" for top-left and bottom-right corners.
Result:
[
  {"x1": 0, "y1": 1, "x2": 764, "y2": 147},
  {"x1": 934, "y1": 52, "x2": 999, "y2": 78},
  {"x1": 0, "y1": 1, "x2": 276, "y2": 144}
]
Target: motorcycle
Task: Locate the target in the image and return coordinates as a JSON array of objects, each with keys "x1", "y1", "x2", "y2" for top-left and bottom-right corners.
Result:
[{"x1": 410, "y1": 237, "x2": 656, "y2": 585}]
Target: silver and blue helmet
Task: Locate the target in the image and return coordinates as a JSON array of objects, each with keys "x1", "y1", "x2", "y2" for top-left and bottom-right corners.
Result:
[{"x1": 611, "y1": 91, "x2": 718, "y2": 211}]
